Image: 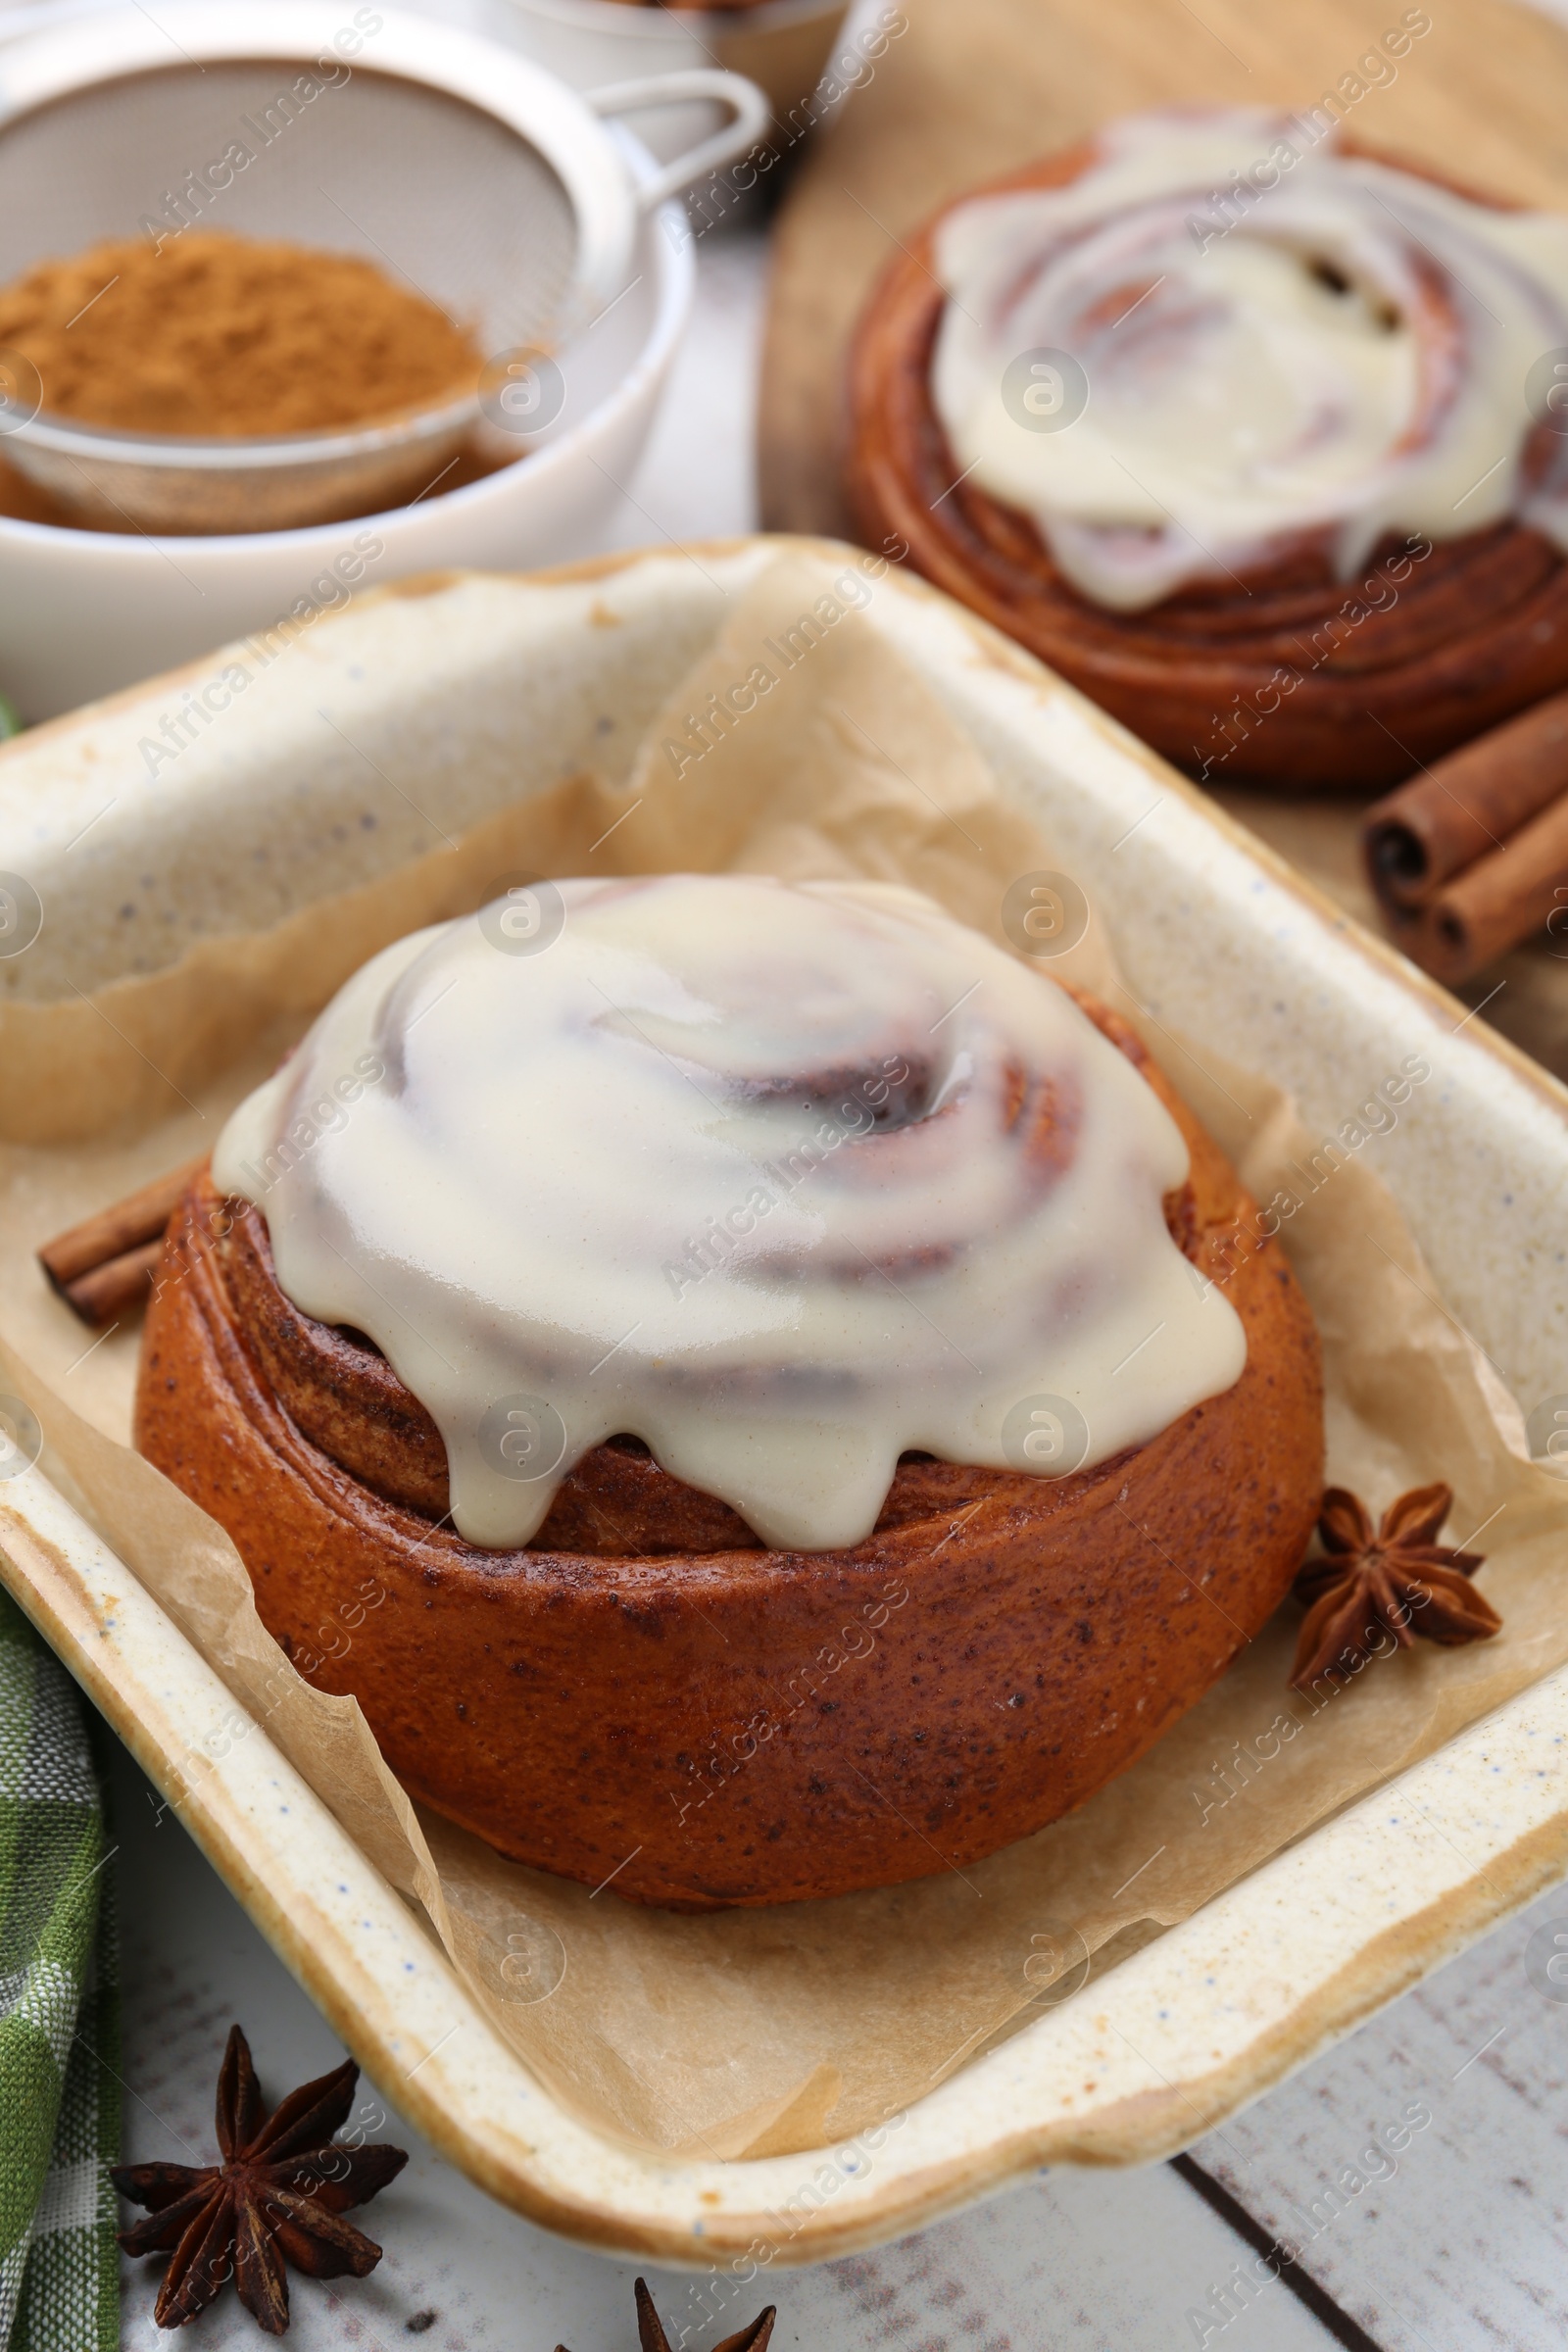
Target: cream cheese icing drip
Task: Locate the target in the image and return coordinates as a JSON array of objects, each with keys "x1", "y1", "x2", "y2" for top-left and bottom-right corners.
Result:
[
  {"x1": 213, "y1": 875, "x2": 1246, "y2": 1552},
  {"x1": 930, "y1": 106, "x2": 1568, "y2": 611}
]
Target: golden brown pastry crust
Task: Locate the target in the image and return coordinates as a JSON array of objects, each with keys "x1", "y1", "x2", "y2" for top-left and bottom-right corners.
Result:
[
  {"x1": 845, "y1": 144, "x2": 1568, "y2": 793},
  {"x1": 134, "y1": 995, "x2": 1323, "y2": 1908}
]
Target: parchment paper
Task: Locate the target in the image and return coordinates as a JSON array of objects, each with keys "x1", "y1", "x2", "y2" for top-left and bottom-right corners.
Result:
[{"x1": 3, "y1": 550, "x2": 1567, "y2": 2160}]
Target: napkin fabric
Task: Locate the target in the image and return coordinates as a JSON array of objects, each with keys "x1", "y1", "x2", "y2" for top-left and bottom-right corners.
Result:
[{"x1": 0, "y1": 1587, "x2": 119, "y2": 2352}]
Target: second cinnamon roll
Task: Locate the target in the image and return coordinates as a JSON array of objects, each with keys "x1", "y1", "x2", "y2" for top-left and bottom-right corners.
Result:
[{"x1": 848, "y1": 105, "x2": 1568, "y2": 789}]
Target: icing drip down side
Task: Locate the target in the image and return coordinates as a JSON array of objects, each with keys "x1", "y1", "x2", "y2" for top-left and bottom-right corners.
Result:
[{"x1": 213, "y1": 875, "x2": 1248, "y2": 1551}]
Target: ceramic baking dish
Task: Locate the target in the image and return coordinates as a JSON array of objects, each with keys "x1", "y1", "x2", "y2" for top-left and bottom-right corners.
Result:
[{"x1": 3, "y1": 538, "x2": 1568, "y2": 2266}]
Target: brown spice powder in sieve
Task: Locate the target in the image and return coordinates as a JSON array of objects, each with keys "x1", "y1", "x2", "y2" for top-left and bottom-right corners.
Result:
[{"x1": 0, "y1": 231, "x2": 483, "y2": 435}]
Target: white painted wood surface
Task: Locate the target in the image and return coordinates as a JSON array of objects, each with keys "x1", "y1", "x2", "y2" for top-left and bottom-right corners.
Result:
[
  {"x1": 115, "y1": 1707, "x2": 1568, "y2": 2351},
  {"x1": 1192, "y1": 1878, "x2": 1568, "y2": 2351},
  {"x1": 111, "y1": 1729, "x2": 1342, "y2": 2352}
]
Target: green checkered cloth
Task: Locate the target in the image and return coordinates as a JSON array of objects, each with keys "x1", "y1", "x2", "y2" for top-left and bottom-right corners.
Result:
[{"x1": 0, "y1": 1589, "x2": 119, "y2": 2352}]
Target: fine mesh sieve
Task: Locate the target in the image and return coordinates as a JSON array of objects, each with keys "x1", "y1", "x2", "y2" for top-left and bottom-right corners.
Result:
[{"x1": 0, "y1": 4, "x2": 767, "y2": 533}]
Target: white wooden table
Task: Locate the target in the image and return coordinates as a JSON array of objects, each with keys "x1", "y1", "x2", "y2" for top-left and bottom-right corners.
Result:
[
  {"x1": 98, "y1": 207, "x2": 1568, "y2": 2352},
  {"x1": 110, "y1": 1703, "x2": 1568, "y2": 2352}
]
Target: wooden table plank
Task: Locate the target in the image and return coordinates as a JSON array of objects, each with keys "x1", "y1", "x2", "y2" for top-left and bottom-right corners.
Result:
[
  {"x1": 110, "y1": 1728, "x2": 1343, "y2": 2352},
  {"x1": 1192, "y1": 1876, "x2": 1568, "y2": 2349}
]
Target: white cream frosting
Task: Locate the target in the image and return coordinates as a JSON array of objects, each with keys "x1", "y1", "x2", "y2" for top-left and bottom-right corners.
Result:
[
  {"x1": 930, "y1": 107, "x2": 1568, "y2": 610},
  {"x1": 214, "y1": 875, "x2": 1246, "y2": 1552}
]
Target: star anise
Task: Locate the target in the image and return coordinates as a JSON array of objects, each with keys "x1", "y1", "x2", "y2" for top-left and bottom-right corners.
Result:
[
  {"x1": 557, "y1": 2277, "x2": 775, "y2": 2352},
  {"x1": 1290, "y1": 1482, "x2": 1501, "y2": 1690},
  {"x1": 111, "y1": 2024, "x2": 408, "y2": 2334}
]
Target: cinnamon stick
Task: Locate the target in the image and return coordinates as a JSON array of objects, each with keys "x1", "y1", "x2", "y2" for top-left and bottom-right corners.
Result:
[
  {"x1": 52, "y1": 1238, "x2": 168, "y2": 1327},
  {"x1": 38, "y1": 1154, "x2": 204, "y2": 1325},
  {"x1": 1363, "y1": 690, "x2": 1568, "y2": 913},
  {"x1": 1403, "y1": 789, "x2": 1568, "y2": 985}
]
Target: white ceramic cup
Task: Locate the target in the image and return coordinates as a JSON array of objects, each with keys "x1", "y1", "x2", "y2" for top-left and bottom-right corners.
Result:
[
  {"x1": 0, "y1": 136, "x2": 693, "y2": 720},
  {"x1": 487, "y1": 0, "x2": 852, "y2": 164}
]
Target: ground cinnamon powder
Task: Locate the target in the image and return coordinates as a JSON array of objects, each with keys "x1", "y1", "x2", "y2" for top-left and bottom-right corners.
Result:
[{"x1": 0, "y1": 231, "x2": 482, "y2": 435}]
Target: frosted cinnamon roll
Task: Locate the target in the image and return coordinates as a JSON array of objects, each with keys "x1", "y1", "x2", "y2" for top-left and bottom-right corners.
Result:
[
  {"x1": 848, "y1": 107, "x2": 1568, "y2": 789},
  {"x1": 136, "y1": 875, "x2": 1322, "y2": 1907}
]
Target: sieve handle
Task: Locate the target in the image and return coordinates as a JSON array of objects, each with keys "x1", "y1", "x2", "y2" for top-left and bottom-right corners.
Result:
[{"x1": 584, "y1": 71, "x2": 771, "y2": 214}]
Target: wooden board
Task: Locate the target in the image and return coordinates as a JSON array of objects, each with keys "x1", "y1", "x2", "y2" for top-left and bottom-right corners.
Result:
[{"x1": 757, "y1": 0, "x2": 1568, "y2": 1082}]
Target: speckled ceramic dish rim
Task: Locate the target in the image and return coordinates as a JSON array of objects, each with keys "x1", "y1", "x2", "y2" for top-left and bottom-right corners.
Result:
[{"x1": 3, "y1": 537, "x2": 1568, "y2": 2267}]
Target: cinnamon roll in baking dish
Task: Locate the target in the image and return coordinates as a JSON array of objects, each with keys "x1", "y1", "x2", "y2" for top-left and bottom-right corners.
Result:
[
  {"x1": 136, "y1": 876, "x2": 1322, "y2": 1908},
  {"x1": 847, "y1": 107, "x2": 1568, "y2": 789}
]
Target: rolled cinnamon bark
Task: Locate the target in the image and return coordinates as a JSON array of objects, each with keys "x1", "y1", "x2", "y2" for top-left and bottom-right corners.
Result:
[
  {"x1": 39, "y1": 1155, "x2": 204, "y2": 1286},
  {"x1": 53, "y1": 1237, "x2": 169, "y2": 1326},
  {"x1": 38, "y1": 1153, "x2": 205, "y2": 1324},
  {"x1": 1362, "y1": 691, "x2": 1568, "y2": 912},
  {"x1": 1405, "y1": 790, "x2": 1568, "y2": 984}
]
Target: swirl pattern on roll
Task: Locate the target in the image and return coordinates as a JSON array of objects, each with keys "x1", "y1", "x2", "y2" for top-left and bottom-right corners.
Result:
[
  {"x1": 930, "y1": 107, "x2": 1568, "y2": 612},
  {"x1": 846, "y1": 110, "x2": 1568, "y2": 785},
  {"x1": 213, "y1": 874, "x2": 1246, "y2": 1553}
]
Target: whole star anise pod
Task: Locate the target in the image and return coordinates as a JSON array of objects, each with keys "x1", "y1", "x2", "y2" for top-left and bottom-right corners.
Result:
[
  {"x1": 111, "y1": 2024, "x2": 408, "y2": 2334},
  {"x1": 1290, "y1": 1482, "x2": 1501, "y2": 1691},
  {"x1": 557, "y1": 2277, "x2": 775, "y2": 2352}
]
